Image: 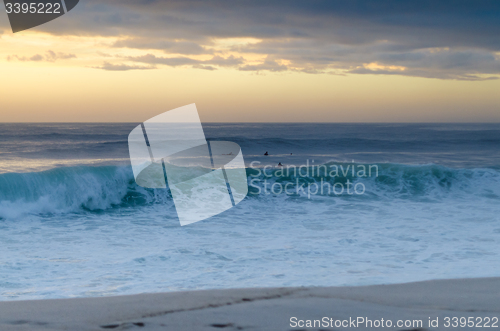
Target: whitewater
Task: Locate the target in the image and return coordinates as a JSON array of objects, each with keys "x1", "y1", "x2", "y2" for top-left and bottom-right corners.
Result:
[{"x1": 1, "y1": 123, "x2": 500, "y2": 300}]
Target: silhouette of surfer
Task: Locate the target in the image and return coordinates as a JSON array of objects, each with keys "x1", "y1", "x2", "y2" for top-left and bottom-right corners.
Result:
[
  {"x1": 264, "y1": 151, "x2": 269, "y2": 156},
  {"x1": 278, "y1": 162, "x2": 283, "y2": 166}
]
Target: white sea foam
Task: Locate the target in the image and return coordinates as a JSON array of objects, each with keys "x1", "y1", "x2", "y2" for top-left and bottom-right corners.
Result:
[{"x1": 0, "y1": 163, "x2": 499, "y2": 300}]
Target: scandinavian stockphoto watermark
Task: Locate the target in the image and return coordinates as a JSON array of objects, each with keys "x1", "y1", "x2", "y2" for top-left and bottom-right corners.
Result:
[
  {"x1": 249, "y1": 160, "x2": 379, "y2": 199},
  {"x1": 128, "y1": 104, "x2": 248, "y2": 226},
  {"x1": 3, "y1": 0, "x2": 79, "y2": 33}
]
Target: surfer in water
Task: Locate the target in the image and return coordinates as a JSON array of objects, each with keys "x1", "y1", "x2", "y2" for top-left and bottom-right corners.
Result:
[{"x1": 264, "y1": 151, "x2": 269, "y2": 156}]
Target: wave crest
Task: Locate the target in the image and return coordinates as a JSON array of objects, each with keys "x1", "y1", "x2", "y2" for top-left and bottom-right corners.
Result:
[
  {"x1": 1, "y1": 163, "x2": 499, "y2": 219},
  {"x1": 0, "y1": 166, "x2": 170, "y2": 219}
]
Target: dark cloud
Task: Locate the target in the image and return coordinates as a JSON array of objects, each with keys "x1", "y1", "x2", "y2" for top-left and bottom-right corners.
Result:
[
  {"x1": 7, "y1": 51, "x2": 76, "y2": 62},
  {"x1": 113, "y1": 38, "x2": 210, "y2": 55},
  {"x1": 5, "y1": 0, "x2": 500, "y2": 79},
  {"x1": 348, "y1": 67, "x2": 499, "y2": 81},
  {"x1": 44, "y1": 0, "x2": 499, "y2": 48}
]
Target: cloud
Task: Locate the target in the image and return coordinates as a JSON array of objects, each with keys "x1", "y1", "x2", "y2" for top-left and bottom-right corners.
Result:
[
  {"x1": 349, "y1": 67, "x2": 499, "y2": 81},
  {"x1": 126, "y1": 54, "x2": 245, "y2": 69},
  {"x1": 93, "y1": 61, "x2": 156, "y2": 71},
  {"x1": 45, "y1": 50, "x2": 77, "y2": 61},
  {"x1": 354, "y1": 49, "x2": 500, "y2": 80},
  {"x1": 192, "y1": 64, "x2": 217, "y2": 71},
  {"x1": 127, "y1": 54, "x2": 199, "y2": 66},
  {"x1": 205, "y1": 55, "x2": 244, "y2": 67},
  {"x1": 8, "y1": 54, "x2": 44, "y2": 62},
  {"x1": 40, "y1": 1, "x2": 500, "y2": 48},
  {"x1": 7, "y1": 51, "x2": 76, "y2": 62},
  {"x1": 113, "y1": 38, "x2": 210, "y2": 55},
  {"x1": 11, "y1": 0, "x2": 500, "y2": 80},
  {"x1": 96, "y1": 51, "x2": 114, "y2": 58},
  {"x1": 239, "y1": 57, "x2": 288, "y2": 72}
]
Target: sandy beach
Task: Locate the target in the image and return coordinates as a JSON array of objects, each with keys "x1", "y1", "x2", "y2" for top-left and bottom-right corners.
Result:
[{"x1": 1, "y1": 277, "x2": 499, "y2": 330}]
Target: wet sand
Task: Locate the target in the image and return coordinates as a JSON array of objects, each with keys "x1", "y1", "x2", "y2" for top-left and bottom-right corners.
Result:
[{"x1": 1, "y1": 277, "x2": 499, "y2": 330}]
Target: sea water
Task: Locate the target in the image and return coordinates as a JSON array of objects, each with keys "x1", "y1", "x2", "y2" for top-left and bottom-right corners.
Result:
[{"x1": 1, "y1": 123, "x2": 500, "y2": 300}]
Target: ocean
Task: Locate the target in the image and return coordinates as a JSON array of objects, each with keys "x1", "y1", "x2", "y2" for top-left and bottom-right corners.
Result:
[{"x1": 1, "y1": 123, "x2": 500, "y2": 300}]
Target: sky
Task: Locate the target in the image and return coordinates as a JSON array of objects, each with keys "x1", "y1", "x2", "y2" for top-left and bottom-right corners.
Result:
[{"x1": 0, "y1": 0, "x2": 499, "y2": 122}]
